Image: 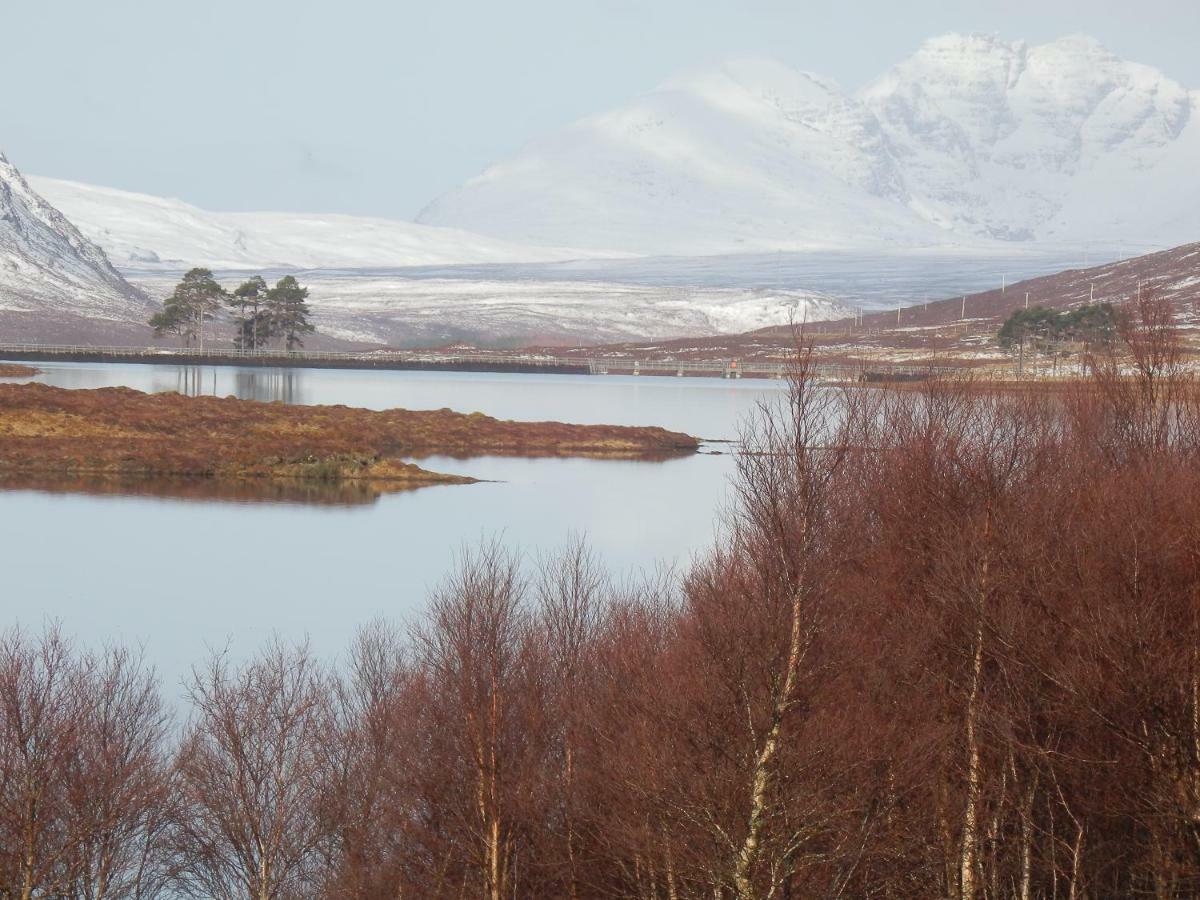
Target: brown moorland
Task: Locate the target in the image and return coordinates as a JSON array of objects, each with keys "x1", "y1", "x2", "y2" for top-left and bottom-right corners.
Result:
[
  {"x1": 0, "y1": 363, "x2": 39, "y2": 377},
  {"x1": 0, "y1": 382, "x2": 698, "y2": 490}
]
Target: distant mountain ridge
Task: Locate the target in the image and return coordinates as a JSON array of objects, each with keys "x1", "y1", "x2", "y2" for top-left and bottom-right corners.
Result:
[
  {"x1": 27, "y1": 176, "x2": 599, "y2": 271},
  {"x1": 417, "y1": 34, "x2": 1200, "y2": 255}
]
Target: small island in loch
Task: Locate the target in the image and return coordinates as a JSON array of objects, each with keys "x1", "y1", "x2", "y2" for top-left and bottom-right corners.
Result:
[
  {"x1": 0, "y1": 363, "x2": 39, "y2": 378},
  {"x1": 0, "y1": 382, "x2": 699, "y2": 489}
]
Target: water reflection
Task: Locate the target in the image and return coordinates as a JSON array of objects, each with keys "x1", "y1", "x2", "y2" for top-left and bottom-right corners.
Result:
[
  {"x1": 0, "y1": 473, "x2": 407, "y2": 506},
  {"x1": 233, "y1": 369, "x2": 301, "y2": 404},
  {"x1": 149, "y1": 366, "x2": 304, "y2": 404},
  {"x1": 1, "y1": 368, "x2": 748, "y2": 690}
]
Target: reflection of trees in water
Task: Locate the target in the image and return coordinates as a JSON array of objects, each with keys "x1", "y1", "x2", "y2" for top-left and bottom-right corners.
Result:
[
  {"x1": 147, "y1": 367, "x2": 305, "y2": 403},
  {"x1": 0, "y1": 473, "x2": 392, "y2": 507},
  {"x1": 149, "y1": 367, "x2": 217, "y2": 397},
  {"x1": 234, "y1": 368, "x2": 301, "y2": 404},
  {"x1": 176, "y1": 366, "x2": 214, "y2": 397}
]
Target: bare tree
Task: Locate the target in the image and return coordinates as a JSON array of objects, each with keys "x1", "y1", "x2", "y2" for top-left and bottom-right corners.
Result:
[
  {"x1": 319, "y1": 621, "x2": 416, "y2": 900},
  {"x1": 413, "y1": 540, "x2": 544, "y2": 900},
  {"x1": 716, "y1": 352, "x2": 855, "y2": 899},
  {"x1": 534, "y1": 535, "x2": 606, "y2": 899},
  {"x1": 0, "y1": 626, "x2": 84, "y2": 900},
  {"x1": 0, "y1": 628, "x2": 172, "y2": 900},
  {"x1": 65, "y1": 645, "x2": 174, "y2": 900},
  {"x1": 173, "y1": 640, "x2": 331, "y2": 900}
]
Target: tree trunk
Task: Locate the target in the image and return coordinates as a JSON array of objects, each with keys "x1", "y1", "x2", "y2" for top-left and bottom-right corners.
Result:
[
  {"x1": 960, "y1": 621, "x2": 984, "y2": 900},
  {"x1": 1018, "y1": 771, "x2": 1038, "y2": 900},
  {"x1": 664, "y1": 828, "x2": 679, "y2": 900},
  {"x1": 732, "y1": 587, "x2": 808, "y2": 899},
  {"x1": 960, "y1": 512, "x2": 992, "y2": 900},
  {"x1": 565, "y1": 743, "x2": 579, "y2": 900}
]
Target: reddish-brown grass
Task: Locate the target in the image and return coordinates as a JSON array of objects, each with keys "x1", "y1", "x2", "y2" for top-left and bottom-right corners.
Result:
[
  {"x1": 0, "y1": 363, "x2": 39, "y2": 378},
  {"x1": 0, "y1": 383, "x2": 698, "y2": 489}
]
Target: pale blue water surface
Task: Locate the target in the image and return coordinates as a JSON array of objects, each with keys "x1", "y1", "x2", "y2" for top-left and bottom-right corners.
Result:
[{"x1": 0, "y1": 363, "x2": 783, "y2": 695}]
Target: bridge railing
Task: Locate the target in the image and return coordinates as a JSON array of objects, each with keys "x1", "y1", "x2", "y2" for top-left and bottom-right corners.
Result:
[{"x1": 0, "y1": 343, "x2": 964, "y2": 380}]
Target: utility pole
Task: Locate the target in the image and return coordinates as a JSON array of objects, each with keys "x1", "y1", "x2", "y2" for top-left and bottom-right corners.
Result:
[
  {"x1": 1025, "y1": 292, "x2": 1030, "y2": 310},
  {"x1": 961, "y1": 296, "x2": 967, "y2": 320}
]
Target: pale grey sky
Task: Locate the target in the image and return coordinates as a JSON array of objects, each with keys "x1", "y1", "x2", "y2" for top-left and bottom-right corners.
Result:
[{"x1": 3, "y1": 0, "x2": 1197, "y2": 219}]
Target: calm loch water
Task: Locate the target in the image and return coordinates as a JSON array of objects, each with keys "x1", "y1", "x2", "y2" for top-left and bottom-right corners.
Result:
[{"x1": 1, "y1": 362, "x2": 783, "y2": 693}]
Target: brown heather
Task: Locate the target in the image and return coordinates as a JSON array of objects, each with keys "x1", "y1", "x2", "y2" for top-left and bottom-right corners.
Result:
[
  {"x1": 0, "y1": 363, "x2": 38, "y2": 378},
  {"x1": 0, "y1": 382, "x2": 698, "y2": 488}
]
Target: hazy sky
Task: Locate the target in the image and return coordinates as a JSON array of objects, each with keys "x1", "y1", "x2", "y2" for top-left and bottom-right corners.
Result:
[{"x1": 3, "y1": 0, "x2": 1197, "y2": 220}]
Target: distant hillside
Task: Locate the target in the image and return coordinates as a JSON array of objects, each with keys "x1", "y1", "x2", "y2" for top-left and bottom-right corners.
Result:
[
  {"x1": 556, "y1": 241, "x2": 1200, "y2": 366},
  {"x1": 836, "y1": 240, "x2": 1200, "y2": 333},
  {"x1": 27, "y1": 176, "x2": 597, "y2": 271}
]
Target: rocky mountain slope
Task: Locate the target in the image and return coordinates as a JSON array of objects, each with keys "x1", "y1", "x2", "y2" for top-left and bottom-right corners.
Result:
[
  {"x1": 418, "y1": 35, "x2": 1200, "y2": 256},
  {"x1": 0, "y1": 154, "x2": 151, "y2": 339}
]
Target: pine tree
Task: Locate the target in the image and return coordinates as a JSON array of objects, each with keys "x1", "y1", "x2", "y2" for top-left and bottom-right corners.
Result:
[
  {"x1": 265, "y1": 276, "x2": 316, "y2": 350},
  {"x1": 230, "y1": 276, "x2": 269, "y2": 350},
  {"x1": 149, "y1": 293, "x2": 193, "y2": 345},
  {"x1": 150, "y1": 268, "x2": 226, "y2": 349}
]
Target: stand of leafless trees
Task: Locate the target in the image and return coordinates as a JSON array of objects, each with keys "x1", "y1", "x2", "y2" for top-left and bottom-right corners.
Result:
[{"x1": 7, "y1": 291, "x2": 1200, "y2": 898}]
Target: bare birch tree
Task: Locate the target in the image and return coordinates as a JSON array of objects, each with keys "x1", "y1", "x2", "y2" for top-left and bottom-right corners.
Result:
[{"x1": 173, "y1": 641, "x2": 331, "y2": 900}]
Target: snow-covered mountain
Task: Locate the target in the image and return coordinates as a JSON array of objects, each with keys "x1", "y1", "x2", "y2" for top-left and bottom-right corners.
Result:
[
  {"x1": 27, "y1": 176, "x2": 599, "y2": 271},
  {"x1": 0, "y1": 153, "x2": 148, "y2": 328},
  {"x1": 861, "y1": 34, "x2": 1200, "y2": 243},
  {"x1": 417, "y1": 35, "x2": 1200, "y2": 255}
]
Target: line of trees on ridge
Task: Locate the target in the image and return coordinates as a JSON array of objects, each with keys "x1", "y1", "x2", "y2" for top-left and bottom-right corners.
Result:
[
  {"x1": 149, "y1": 268, "x2": 315, "y2": 351},
  {"x1": 10, "y1": 289, "x2": 1200, "y2": 898},
  {"x1": 997, "y1": 303, "x2": 1118, "y2": 351}
]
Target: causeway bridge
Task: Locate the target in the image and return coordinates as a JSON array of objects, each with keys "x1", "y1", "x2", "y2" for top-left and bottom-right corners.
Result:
[{"x1": 0, "y1": 343, "x2": 955, "y2": 382}]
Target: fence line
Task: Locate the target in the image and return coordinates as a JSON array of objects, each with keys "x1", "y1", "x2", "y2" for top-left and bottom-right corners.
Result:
[{"x1": 0, "y1": 343, "x2": 962, "y2": 381}]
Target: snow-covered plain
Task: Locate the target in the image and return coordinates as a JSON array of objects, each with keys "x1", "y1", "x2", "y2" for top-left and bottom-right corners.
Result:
[
  {"x1": 128, "y1": 270, "x2": 849, "y2": 347},
  {"x1": 419, "y1": 35, "x2": 1200, "y2": 255}
]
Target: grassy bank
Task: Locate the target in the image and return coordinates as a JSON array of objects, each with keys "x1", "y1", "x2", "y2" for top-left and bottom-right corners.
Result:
[{"x1": 0, "y1": 383, "x2": 698, "y2": 489}]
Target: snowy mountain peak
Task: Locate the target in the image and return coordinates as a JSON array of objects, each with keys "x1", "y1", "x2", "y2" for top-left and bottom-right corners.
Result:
[
  {"x1": 859, "y1": 33, "x2": 1196, "y2": 241},
  {"x1": 419, "y1": 34, "x2": 1200, "y2": 255},
  {"x1": 659, "y1": 57, "x2": 846, "y2": 110}
]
